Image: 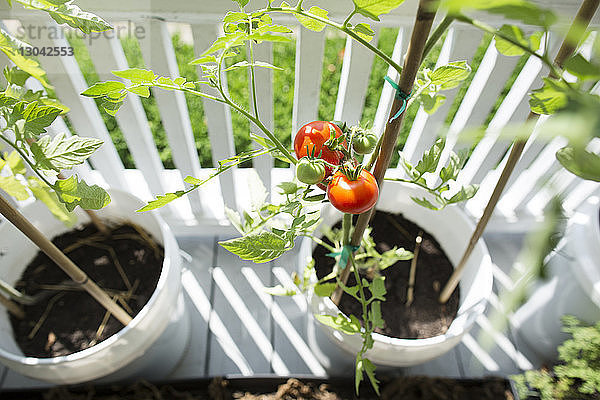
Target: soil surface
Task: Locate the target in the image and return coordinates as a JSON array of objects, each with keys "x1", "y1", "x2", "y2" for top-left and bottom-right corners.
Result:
[
  {"x1": 3, "y1": 377, "x2": 515, "y2": 399},
  {"x1": 9, "y1": 222, "x2": 163, "y2": 358},
  {"x1": 313, "y1": 210, "x2": 460, "y2": 339}
]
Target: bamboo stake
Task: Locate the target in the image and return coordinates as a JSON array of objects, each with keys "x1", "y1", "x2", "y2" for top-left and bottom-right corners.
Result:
[
  {"x1": 406, "y1": 231, "x2": 423, "y2": 307},
  {"x1": 439, "y1": 0, "x2": 600, "y2": 303},
  {"x1": 0, "y1": 292, "x2": 25, "y2": 319},
  {"x1": 0, "y1": 194, "x2": 132, "y2": 325},
  {"x1": 331, "y1": 0, "x2": 438, "y2": 306}
]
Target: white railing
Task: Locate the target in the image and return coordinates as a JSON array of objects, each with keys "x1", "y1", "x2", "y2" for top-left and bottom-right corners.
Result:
[{"x1": 0, "y1": 0, "x2": 598, "y2": 235}]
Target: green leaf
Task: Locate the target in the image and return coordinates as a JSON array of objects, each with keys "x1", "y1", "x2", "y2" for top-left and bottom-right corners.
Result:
[
  {"x1": 246, "y1": 32, "x2": 291, "y2": 43},
  {"x1": 303, "y1": 193, "x2": 326, "y2": 202},
  {"x1": 54, "y1": 175, "x2": 111, "y2": 211},
  {"x1": 4, "y1": 66, "x2": 30, "y2": 86},
  {"x1": 30, "y1": 133, "x2": 103, "y2": 171},
  {"x1": 137, "y1": 191, "x2": 185, "y2": 212},
  {"x1": 223, "y1": 11, "x2": 247, "y2": 23},
  {"x1": 81, "y1": 81, "x2": 126, "y2": 97},
  {"x1": 315, "y1": 313, "x2": 361, "y2": 335},
  {"x1": 27, "y1": 177, "x2": 76, "y2": 226},
  {"x1": 127, "y1": 85, "x2": 150, "y2": 97},
  {"x1": 415, "y1": 138, "x2": 444, "y2": 174},
  {"x1": 224, "y1": 206, "x2": 244, "y2": 234},
  {"x1": 411, "y1": 196, "x2": 440, "y2": 210},
  {"x1": 370, "y1": 301, "x2": 384, "y2": 329},
  {"x1": 447, "y1": 184, "x2": 479, "y2": 204},
  {"x1": 0, "y1": 30, "x2": 50, "y2": 88},
  {"x1": 224, "y1": 60, "x2": 283, "y2": 72},
  {"x1": 21, "y1": 103, "x2": 62, "y2": 136},
  {"x1": 421, "y1": 94, "x2": 445, "y2": 114},
  {"x1": 362, "y1": 358, "x2": 380, "y2": 395},
  {"x1": 369, "y1": 276, "x2": 386, "y2": 300},
  {"x1": 14, "y1": 0, "x2": 114, "y2": 33},
  {"x1": 564, "y1": 54, "x2": 600, "y2": 81},
  {"x1": 441, "y1": 0, "x2": 556, "y2": 27},
  {"x1": 189, "y1": 55, "x2": 217, "y2": 65},
  {"x1": 352, "y1": 23, "x2": 375, "y2": 42},
  {"x1": 0, "y1": 175, "x2": 29, "y2": 200},
  {"x1": 232, "y1": 0, "x2": 249, "y2": 7},
  {"x1": 6, "y1": 151, "x2": 26, "y2": 176},
  {"x1": 263, "y1": 285, "x2": 296, "y2": 296},
  {"x1": 219, "y1": 232, "x2": 289, "y2": 263},
  {"x1": 439, "y1": 150, "x2": 467, "y2": 182},
  {"x1": 429, "y1": 61, "x2": 471, "y2": 87},
  {"x1": 112, "y1": 68, "x2": 155, "y2": 83},
  {"x1": 529, "y1": 78, "x2": 568, "y2": 115},
  {"x1": 556, "y1": 146, "x2": 600, "y2": 182},
  {"x1": 352, "y1": 0, "x2": 405, "y2": 18},
  {"x1": 529, "y1": 31, "x2": 543, "y2": 52},
  {"x1": 295, "y1": 6, "x2": 329, "y2": 32},
  {"x1": 314, "y1": 282, "x2": 336, "y2": 297},
  {"x1": 355, "y1": 358, "x2": 365, "y2": 394},
  {"x1": 278, "y1": 181, "x2": 298, "y2": 195},
  {"x1": 495, "y1": 25, "x2": 527, "y2": 56}
]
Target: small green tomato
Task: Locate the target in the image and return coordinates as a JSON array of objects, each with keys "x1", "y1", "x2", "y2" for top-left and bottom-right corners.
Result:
[
  {"x1": 352, "y1": 133, "x2": 378, "y2": 154},
  {"x1": 295, "y1": 158, "x2": 326, "y2": 185}
]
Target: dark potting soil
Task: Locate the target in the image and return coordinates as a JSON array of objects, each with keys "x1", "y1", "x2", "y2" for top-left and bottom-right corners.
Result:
[
  {"x1": 313, "y1": 210, "x2": 460, "y2": 339},
  {"x1": 9, "y1": 222, "x2": 163, "y2": 358},
  {"x1": 2, "y1": 377, "x2": 516, "y2": 399}
]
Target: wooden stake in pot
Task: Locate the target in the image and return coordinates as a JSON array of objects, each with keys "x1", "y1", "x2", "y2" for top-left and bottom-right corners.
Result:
[
  {"x1": 0, "y1": 194, "x2": 132, "y2": 325},
  {"x1": 331, "y1": 0, "x2": 438, "y2": 306},
  {"x1": 439, "y1": 0, "x2": 600, "y2": 304}
]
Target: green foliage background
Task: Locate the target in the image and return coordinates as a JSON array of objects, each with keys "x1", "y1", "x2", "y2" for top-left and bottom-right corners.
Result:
[{"x1": 66, "y1": 25, "x2": 523, "y2": 170}]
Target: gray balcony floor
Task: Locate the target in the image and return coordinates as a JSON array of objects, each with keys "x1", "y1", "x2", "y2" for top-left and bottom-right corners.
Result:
[{"x1": 0, "y1": 231, "x2": 545, "y2": 391}]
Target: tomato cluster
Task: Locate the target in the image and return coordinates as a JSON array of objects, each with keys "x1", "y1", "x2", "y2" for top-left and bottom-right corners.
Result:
[{"x1": 293, "y1": 120, "x2": 379, "y2": 215}]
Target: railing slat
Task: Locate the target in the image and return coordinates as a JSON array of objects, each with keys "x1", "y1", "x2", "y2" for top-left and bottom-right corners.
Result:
[
  {"x1": 334, "y1": 31, "x2": 379, "y2": 125},
  {"x1": 291, "y1": 27, "x2": 326, "y2": 139},
  {"x1": 438, "y1": 39, "x2": 521, "y2": 185},
  {"x1": 402, "y1": 28, "x2": 483, "y2": 165},
  {"x1": 138, "y1": 18, "x2": 206, "y2": 216},
  {"x1": 19, "y1": 18, "x2": 128, "y2": 190},
  {"x1": 249, "y1": 42, "x2": 274, "y2": 194},
  {"x1": 85, "y1": 34, "x2": 168, "y2": 197},
  {"x1": 373, "y1": 27, "x2": 409, "y2": 136},
  {"x1": 191, "y1": 23, "x2": 238, "y2": 213}
]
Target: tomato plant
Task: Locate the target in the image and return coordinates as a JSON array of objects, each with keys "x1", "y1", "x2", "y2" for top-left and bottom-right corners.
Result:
[
  {"x1": 295, "y1": 157, "x2": 326, "y2": 185},
  {"x1": 327, "y1": 169, "x2": 379, "y2": 215}
]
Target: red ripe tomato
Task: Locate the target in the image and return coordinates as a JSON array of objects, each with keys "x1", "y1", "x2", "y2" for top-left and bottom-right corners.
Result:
[
  {"x1": 327, "y1": 170, "x2": 379, "y2": 214},
  {"x1": 294, "y1": 121, "x2": 344, "y2": 168}
]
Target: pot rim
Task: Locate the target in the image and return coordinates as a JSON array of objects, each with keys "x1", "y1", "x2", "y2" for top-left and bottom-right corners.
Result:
[
  {"x1": 307, "y1": 181, "x2": 494, "y2": 347},
  {"x1": 0, "y1": 189, "x2": 176, "y2": 365}
]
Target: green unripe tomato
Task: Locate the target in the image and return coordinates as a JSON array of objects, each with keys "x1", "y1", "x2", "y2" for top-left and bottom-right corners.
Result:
[
  {"x1": 352, "y1": 133, "x2": 378, "y2": 154},
  {"x1": 295, "y1": 157, "x2": 326, "y2": 185}
]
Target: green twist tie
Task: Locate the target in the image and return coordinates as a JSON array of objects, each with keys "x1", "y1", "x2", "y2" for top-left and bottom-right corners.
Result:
[
  {"x1": 326, "y1": 244, "x2": 360, "y2": 269},
  {"x1": 384, "y1": 75, "x2": 411, "y2": 123}
]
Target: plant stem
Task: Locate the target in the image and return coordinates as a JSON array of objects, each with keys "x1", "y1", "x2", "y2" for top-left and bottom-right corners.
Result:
[
  {"x1": 332, "y1": 0, "x2": 438, "y2": 306},
  {"x1": 422, "y1": 15, "x2": 454, "y2": 61},
  {"x1": 265, "y1": 6, "x2": 404, "y2": 76},
  {"x1": 246, "y1": 10, "x2": 260, "y2": 120},
  {"x1": 455, "y1": 14, "x2": 571, "y2": 88},
  {"x1": 0, "y1": 134, "x2": 55, "y2": 189},
  {"x1": 439, "y1": 0, "x2": 600, "y2": 304},
  {"x1": 215, "y1": 55, "x2": 296, "y2": 165}
]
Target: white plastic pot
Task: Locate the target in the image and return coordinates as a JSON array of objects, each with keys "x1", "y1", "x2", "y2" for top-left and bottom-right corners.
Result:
[
  {"x1": 512, "y1": 195, "x2": 600, "y2": 360},
  {"x1": 299, "y1": 182, "x2": 493, "y2": 369},
  {"x1": 0, "y1": 189, "x2": 190, "y2": 384}
]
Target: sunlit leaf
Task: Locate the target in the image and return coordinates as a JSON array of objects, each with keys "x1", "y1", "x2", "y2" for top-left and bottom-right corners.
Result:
[
  {"x1": 219, "y1": 231, "x2": 290, "y2": 263},
  {"x1": 295, "y1": 6, "x2": 329, "y2": 32}
]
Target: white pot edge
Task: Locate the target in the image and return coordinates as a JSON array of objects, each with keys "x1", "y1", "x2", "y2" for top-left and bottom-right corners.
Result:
[
  {"x1": 300, "y1": 181, "x2": 494, "y2": 367},
  {"x1": 0, "y1": 189, "x2": 187, "y2": 384}
]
